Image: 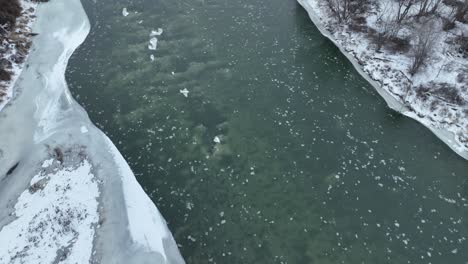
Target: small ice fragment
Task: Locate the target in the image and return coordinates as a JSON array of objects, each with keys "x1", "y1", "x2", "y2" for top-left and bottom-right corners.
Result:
[
  {"x1": 148, "y1": 37, "x2": 158, "y2": 50},
  {"x1": 138, "y1": 20, "x2": 143, "y2": 24},
  {"x1": 80, "y1": 126, "x2": 88, "y2": 134},
  {"x1": 150, "y1": 54, "x2": 155, "y2": 61},
  {"x1": 452, "y1": 248, "x2": 458, "y2": 254},
  {"x1": 180, "y1": 88, "x2": 189, "y2": 97},
  {"x1": 122, "y1": 8, "x2": 129, "y2": 17},
  {"x1": 42, "y1": 159, "x2": 54, "y2": 168},
  {"x1": 150, "y1": 28, "x2": 164, "y2": 36},
  {"x1": 171, "y1": 71, "x2": 175, "y2": 75},
  {"x1": 214, "y1": 136, "x2": 221, "y2": 144}
]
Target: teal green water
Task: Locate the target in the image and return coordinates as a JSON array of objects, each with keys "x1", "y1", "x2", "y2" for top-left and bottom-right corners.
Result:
[{"x1": 68, "y1": 0, "x2": 468, "y2": 263}]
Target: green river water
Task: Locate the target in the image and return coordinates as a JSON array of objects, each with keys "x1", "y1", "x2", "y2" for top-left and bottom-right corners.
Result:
[{"x1": 67, "y1": 0, "x2": 468, "y2": 263}]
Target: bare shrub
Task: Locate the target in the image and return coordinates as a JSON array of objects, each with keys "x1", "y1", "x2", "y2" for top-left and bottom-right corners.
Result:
[
  {"x1": 454, "y1": 0, "x2": 468, "y2": 22},
  {"x1": 433, "y1": 84, "x2": 466, "y2": 105},
  {"x1": 454, "y1": 34, "x2": 468, "y2": 57},
  {"x1": 416, "y1": 0, "x2": 443, "y2": 17},
  {"x1": 0, "y1": 69, "x2": 11, "y2": 81},
  {"x1": 416, "y1": 82, "x2": 466, "y2": 106},
  {"x1": 409, "y1": 19, "x2": 439, "y2": 75},
  {"x1": 0, "y1": 0, "x2": 21, "y2": 28},
  {"x1": 324, "y1": 0, "x2": 371, "y2": 23},
  {"x1": 374, "y1": 2, "x2": 403, "y2": 51},
  {"x1": 388, "y1": 35, "x2": 411, "y2": 53},
  {"x1": 444, "y1": 0, "x2": 468, "y2": 29},
  {"x1": 325, "y1": 0, "x2": 352, "y2": 23},
  {"x1": 396, "y1": 0, "x2": 418, "y2": 23}
]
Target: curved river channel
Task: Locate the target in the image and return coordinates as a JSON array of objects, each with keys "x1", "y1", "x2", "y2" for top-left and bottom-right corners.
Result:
[{"x1": 67, "y1": 0, "x2": 468, "y2": 263}]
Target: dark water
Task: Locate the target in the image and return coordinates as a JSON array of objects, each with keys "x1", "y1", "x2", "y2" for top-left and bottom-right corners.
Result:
[{"x1": 67, "y1": 0, "x2": 468, "y2": 263}]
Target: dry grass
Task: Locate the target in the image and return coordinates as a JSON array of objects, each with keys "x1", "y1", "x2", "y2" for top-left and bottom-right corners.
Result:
[{"x1": 0, "y1": 0, "x2": 22, "y2": 29}]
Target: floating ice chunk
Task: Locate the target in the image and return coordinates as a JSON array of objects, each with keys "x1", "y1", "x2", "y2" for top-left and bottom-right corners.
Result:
[
  {"x1": 150, "y1": 28, "x2": 163, "y2": 37},
  {"x1": 122, "y1": 8, "x2": 129, "y2": 17},
  {"x1": 214, "y1": 136, "x2": 221, "y2": 144},
  {"x1": 138, "y1": 20, "x2": 143, "y2": 24},
  {"x1": 180, "y1": 88, "x2": 189, "y2": 97},
  {"x1": 80, "y1": 125, "x2": 88, "y2": 133},
  {"x1": 148, "y1": 37, "x2": 158, "y2": 50},
  {"x1": 171, "y1": 71, "x2": 175, "y2": 75},
  {"x1": 150, "y1": 54, "x2": 155, "y2": 62}
]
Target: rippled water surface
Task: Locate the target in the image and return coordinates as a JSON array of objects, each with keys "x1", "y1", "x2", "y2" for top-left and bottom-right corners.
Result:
[{"x1": 67, "y1": 0, "x2": 468, "y2": 263}]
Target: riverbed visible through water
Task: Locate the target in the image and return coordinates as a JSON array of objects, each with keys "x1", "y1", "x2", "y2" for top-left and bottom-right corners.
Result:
[{"x1": 67, "y1": 0, "x2": 468, "y2": 263}]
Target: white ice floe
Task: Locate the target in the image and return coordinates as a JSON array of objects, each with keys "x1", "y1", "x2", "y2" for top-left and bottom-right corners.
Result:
[
  {"x1": 148, "y1": 37, "x2": 158, "y2": 50},
  {"x1": 214, "y1": 136, "x2": 221, "y2": 143},
  {"x1": 122, "y1": 8, "x2": 129, "y2": 17},
  {"x1": 150, "y1": 54, "x2": 155, "y2": 62},
  {"x1": 0, "y1": 160, "x2": 99, "y2": 264},
  {"x1": 180, "y1": 88, "x2": 189, "y2": 97},
  {"x1": 150, "y1": 28, "x2": 164, "y2": 36}
]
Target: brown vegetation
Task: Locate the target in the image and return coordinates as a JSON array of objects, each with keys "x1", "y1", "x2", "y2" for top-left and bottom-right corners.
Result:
[
  {"x1": 326, "y1": 0, "x2": 468, "y2": 75},
  {"x1": 0, "y1": 0, "x2": 22, "y2": 29}
]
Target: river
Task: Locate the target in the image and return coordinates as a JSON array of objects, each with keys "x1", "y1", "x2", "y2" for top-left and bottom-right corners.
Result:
[{"x1": 67, "y1": 0, "x2": 468, "y2": 263}]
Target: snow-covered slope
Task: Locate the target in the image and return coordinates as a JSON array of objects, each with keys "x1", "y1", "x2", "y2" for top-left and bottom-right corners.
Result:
[
  {"x1": 0, "y1": 0, "x2": 36, "y2": 112},
  {"x1": 298, "y1": 0, "x2": 468, "y2": 160},
  {"x1": 0, "y1": 0, "x2": 185, "y2": 263}
]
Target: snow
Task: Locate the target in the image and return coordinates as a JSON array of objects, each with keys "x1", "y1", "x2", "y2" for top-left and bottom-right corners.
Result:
[
  {"x1": 105, "y1": 137, "x2": 171, "y2": 262},
  {"x1": 180, "y1": 88, "x2": 189, "y2": 97},
  {"x1": 0, "y1": 0, "x2": 37, "y2": 113},
  {"x1": 298, "y1": 0, "x2": 468, "y2": 160},
  {"x1": 0, "y1": 0, "x2": 185, "y2": 263},
  {"x1": 0, "y1": 160, "x2": 99, "y2": 264},
  {"x1": 148, "y1": 37, "x2": 158, "y2": 50},
  {"x1": 80, "y1": 125, "x2": 89, "y2": 133}
]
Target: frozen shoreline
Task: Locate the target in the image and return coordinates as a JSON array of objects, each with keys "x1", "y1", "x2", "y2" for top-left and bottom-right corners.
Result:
[
  {"x1": 0, "y1": 0, "x2": 37, "y2": 112},
  {"x1": 0, "y1": 0, "x2": 185, "y2": 263},
  {"x1": 297, "y1": 0, "x2": 468, "y2": 160}
]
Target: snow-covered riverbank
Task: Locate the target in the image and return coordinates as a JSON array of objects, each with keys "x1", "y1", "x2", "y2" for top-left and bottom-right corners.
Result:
[
  {"x1": 298, "y1": 0, "x2": 468, "y2": 160},
  {"x1": 0, "y1": 0, "x2": 36, "y2": 112},
  {"x1": 0, "y1": 0, "x2": 185, "y2": 263}
]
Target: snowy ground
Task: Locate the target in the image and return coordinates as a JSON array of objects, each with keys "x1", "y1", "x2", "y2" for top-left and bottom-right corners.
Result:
[
  {"x1": 0, "y1": 0, "x2": 185, "y2": 263},
  {"x1": 0, "y1": 158, "x2": 99, "y2": 264},
  {"x1": 298, "y1": 0, "x2": 468, "y2": 159},
  {"x1": 0, "y1": 0, "x2": 37, "y2": 112}
]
